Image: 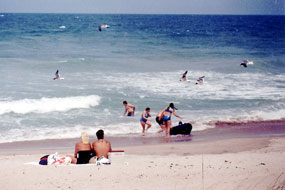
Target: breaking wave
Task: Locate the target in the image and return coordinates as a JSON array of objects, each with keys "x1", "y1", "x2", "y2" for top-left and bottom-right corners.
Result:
[{"x1": 0, "y1": 95, "x2": 101, "y2": 115}]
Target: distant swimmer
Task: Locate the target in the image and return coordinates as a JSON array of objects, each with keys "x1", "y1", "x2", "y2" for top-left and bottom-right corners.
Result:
[
  {"x1": 195, "y1": 76, "x2": 205, "y2": 85},
  {"x1": 53, "y1": 70, "x2": 64, "y2": 80},
  {"x1": 98, "y1": 25, "x2": 110, "y2": 32},
  {"x1": 123, "y1": 101, "x2": 135, "y2": 116},
  {"x1": 240, "y1": 60, "x2": 254, "y2": 68},
  {"x1": 180, "y1": 70, "x2": 188, "y2": 82}
]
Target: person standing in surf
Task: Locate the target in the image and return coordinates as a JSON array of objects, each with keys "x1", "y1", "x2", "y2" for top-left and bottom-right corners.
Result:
[
  {"x1": 156, "y1": 109, "x2": 166, "y2": 134},
  {"x1": 123, "y1": 101, "x2": 135, "y2": 116},
  {"x1": 160, "y1": 103, "x2": 183, "y2": 136},
  {"x1": 140, "y1": 107, "x2": 152, "y2": 135}
]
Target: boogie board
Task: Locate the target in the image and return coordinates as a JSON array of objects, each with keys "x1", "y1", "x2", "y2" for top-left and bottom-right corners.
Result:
[{"x1": 170, "y1": 123, "x2": 192, "y2": 135}]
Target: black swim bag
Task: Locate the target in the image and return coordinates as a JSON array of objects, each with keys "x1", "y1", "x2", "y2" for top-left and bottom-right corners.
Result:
[{"x1": 39, "y1": 155, "x2": 49, "y2": 165}]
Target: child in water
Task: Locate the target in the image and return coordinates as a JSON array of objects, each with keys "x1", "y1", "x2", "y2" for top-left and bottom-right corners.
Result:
[{"x1": 140, "y1": 107, "x2": 151, "y2": 135}]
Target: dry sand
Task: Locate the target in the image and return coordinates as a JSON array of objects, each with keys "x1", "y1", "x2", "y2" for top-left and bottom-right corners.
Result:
[{"x1": 0, "y1": 136, "x2": 284, "y2": 190}]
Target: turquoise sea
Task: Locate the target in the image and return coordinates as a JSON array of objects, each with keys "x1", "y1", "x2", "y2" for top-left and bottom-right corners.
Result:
[{"x1": 0, "y1": 13, "x2": 284, "y2": 143}]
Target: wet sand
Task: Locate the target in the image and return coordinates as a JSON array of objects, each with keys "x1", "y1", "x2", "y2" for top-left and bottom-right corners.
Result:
[{"x1": 0, "y1": 119, "x2": 284, "y2": 155}]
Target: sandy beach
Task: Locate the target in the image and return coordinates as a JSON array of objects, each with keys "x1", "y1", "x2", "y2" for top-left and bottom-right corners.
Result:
[{"x1": 0, "y1": 135, "x2": 284, "y2": 190}]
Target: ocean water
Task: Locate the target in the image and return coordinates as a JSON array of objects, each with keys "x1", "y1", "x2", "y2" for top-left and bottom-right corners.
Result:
[{"x1": 0, "y1": 13, "x2": 284, "y2": 143}]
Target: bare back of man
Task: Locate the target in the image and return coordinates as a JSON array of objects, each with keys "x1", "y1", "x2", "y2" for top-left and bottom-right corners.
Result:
[{"x1": 92, "y1": 139, "x2": 112, "y2": 158}]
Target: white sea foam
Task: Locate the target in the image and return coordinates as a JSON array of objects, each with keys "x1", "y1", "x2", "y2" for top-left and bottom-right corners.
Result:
[
  {"x1": 0, "y1": 122, "x2": 141, "y2": 143},
  {"x1": 98, "y1": 70, "x2": 285, "y2": 101},
  {"x1": 0, "y1": 95, "x2": 101, "y2": 115},
  {"x1": 0, "y1": 107, "x2": 284, "y2": 143}
]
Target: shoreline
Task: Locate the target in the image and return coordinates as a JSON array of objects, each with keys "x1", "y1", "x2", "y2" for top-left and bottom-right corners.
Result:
[{"x1": 0, "y1": 118, "x2": 284, "y2": 155}]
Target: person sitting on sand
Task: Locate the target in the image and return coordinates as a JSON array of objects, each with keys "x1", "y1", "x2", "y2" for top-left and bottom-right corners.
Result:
[
  {"x1": 91, "y1": 129, "x2": 112, "y2": 160},
  {"x1": 160, "y1": 103, "x2": 183, "y2": 136},
  {"x1": 156, "y1": 109, "x2": 166, "y2": 133},
  {"x1": 140, "y1": 107, "x2": 152, "y2": 135},
  {"x1": 70, "y1": 132, "x2": 93, "y2": 164},
  {"x1": 123, "y1": 100, "x2": 135, "y2": 116}
]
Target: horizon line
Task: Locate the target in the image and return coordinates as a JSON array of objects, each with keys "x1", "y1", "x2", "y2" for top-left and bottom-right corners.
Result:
[{"x1": 1, "y1": 12, "x2": 284, "y2": 16}]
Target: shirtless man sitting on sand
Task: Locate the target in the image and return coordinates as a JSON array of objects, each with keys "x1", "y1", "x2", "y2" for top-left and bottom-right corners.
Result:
[{"x1": 92, "y1": 129, "x2": 112, "y2": 159}]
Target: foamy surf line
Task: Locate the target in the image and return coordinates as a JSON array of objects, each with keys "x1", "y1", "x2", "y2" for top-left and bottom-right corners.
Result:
[
  {"x1": 0, "y1": 119, "x2": 284, "y2": 153},
  {"x1": 0, "y1": 110, "x2": 284, "y2": 144},
  {"x1": 0, "y1": 95, "x2": 101, "y2": 115}
]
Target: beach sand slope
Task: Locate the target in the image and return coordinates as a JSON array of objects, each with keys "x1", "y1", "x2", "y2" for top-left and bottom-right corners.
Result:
[{"x1": 0, "y1": 137, "x2": 284, "y2": 190}]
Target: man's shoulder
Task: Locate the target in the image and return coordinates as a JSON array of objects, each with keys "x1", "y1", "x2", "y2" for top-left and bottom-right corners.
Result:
[{"x1": 93, "y1": 139, "x2": 110, "y2": 144}]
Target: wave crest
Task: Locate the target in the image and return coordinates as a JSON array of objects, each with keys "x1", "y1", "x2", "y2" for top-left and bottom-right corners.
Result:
[{"x1": 0, "y1": 95, "x2": 101, "y2": 115}]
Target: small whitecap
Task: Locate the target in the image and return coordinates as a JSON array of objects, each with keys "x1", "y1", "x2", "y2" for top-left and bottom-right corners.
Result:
[
  {"x1": 58, "y1": 60, "x2": 68, "y2": 63},
  {"x1": 59, "y1": 25, "x2": 66, "y2": 29}
]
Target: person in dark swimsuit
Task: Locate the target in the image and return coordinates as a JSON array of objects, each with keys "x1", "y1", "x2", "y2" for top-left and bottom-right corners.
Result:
[
  {"x1": 140, "y1": 107, "x2": 151, "y2": 135},
  {"x1": 156, "y1": 109, "x2": 166, "y2": 134},
  {"x1": 70, "y1": 132, "x2": 93, "y2": 164},
  {"x1": 76, "y1": 150, "x2": 93, "y2": 164}
]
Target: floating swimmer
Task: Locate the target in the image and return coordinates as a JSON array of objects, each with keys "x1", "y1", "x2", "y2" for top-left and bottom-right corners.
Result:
[
  {"x1": 98, "y1": 25, "x2": 110, "y2": 32},
  {"x1": 196, "y1": 76, "x2": 205, "y2": 85},
  {"x1": 240, "y1": 60, "x2": 254, "y2": 68},
  {"x1": 180, "y1": 70, "x2": 188, "y2": 82},
  {"x1": 53, "y1": 70, "x2": 64, "y2": 80}
]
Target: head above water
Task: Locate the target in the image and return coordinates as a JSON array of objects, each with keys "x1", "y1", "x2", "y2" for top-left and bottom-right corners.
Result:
[{"x1": 96, "y1": 129, "x2": 104, "y2": 140}]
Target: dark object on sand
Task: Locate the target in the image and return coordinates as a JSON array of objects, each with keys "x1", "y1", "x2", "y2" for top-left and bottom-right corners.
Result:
[
  {"x1": 170, "y1": 123, "x2": 192, "y2": 135},
  {"x1": 39, "y1": 155, "x2": 49, "y2": 165}
]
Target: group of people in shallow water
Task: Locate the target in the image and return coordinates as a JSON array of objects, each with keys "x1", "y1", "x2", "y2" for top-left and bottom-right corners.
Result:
[{"x1": 123, "y1": 101, "x2": 183, "y2": 136}]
